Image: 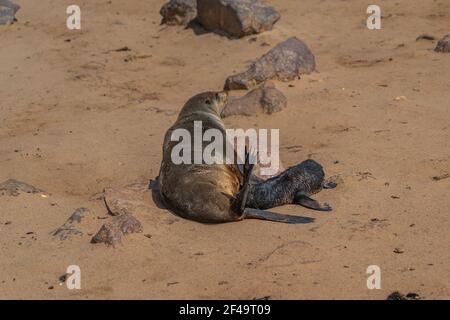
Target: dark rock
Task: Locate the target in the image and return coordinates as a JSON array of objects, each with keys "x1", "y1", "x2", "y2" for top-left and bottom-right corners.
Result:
[
  {"x1": 59, "y1": 273, "x2": 69, "y2": 283},
  {"x1": 432, "y1": 173, "x2": 449, "y2": 181},
  {"x1": 221, "y1": 81, "x2": 287, "y2": 117},
  {"x1": 114, "y1": 46, "x2": 131, "y2": 52},
  {"x1": 197, "y1": 0, "x2": 279, "y2": 38},
  {"x1": 387, "y1": 291, "x2": 421, "y2": 300},
  {"x1": 435, "y1": 35, "x2": 450, "y2": 52},
  {"x1": 91, "y1": 214, "x2": 143, "y2": 247},
  {"x1": 225, "y1": 37, "x2": 315, "y2": 90},
  {"x1": 160, "y1": 0, "x2": 197, "y2": 26},
  {"x1": 387, "y1": 292, "x2": 404, "y2": 300},
  {"x1": 0, "y1": 179, "x2": 43, "y2": 196},
  {"x1": 51, "y1": 208, "x2": 90, "y2": 240},
  {"x1": 405, "y1": 292, "x2": 421, "y2": 300},
  {"x1": 0, "y1": 0, "x2": 20, "y2": 25},
  {"x1": 393, "y1": 248, "x2": 404, "y2": 254}
]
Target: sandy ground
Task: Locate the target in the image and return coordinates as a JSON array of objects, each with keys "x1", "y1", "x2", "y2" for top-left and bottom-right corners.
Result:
[{"x1": 1, "y1": 0, "x2": 449, "y2": 299}]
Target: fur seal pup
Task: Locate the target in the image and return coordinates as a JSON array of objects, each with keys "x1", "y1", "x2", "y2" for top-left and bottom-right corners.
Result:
[
  {"x1": 247, "y1": 159, "x2": 336, "y2": 211},
  {"x1": 156, "y1": 91, "x2": 334, "y2": 224}
]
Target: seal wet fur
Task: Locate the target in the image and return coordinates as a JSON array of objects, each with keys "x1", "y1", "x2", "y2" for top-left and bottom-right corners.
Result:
[{"x1": 156, "y1": 91, "x2": 335, "y2": 224}]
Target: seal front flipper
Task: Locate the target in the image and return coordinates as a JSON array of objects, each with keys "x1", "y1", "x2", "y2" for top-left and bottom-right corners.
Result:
[
  {"x1": 148, "y1": 177, "x2": 159, "y2": 190},
  {"x1": 323, "y1": 180, "x2": 337, "y2": 189},
  {"x1": 244, "y1": 208, "x2": 315, "y2": 224},
  {"x1": 294, "y1": 193, "x2": 332, "y2": 212}
]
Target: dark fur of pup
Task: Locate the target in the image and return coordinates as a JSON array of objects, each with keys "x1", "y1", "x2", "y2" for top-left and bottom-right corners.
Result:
[{"x1": 246, "y1": 159, "x2": 331, "y2": 211}]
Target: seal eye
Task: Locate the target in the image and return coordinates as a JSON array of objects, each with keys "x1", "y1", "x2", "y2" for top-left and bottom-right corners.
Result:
[{"x1": 205, "y1": 99, "x2": 211, "y2": 105}]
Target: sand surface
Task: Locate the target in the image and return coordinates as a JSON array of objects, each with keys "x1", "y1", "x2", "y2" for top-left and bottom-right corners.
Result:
[{"x1": 0, "y1": 0, "x2": 449, "y2": 299}]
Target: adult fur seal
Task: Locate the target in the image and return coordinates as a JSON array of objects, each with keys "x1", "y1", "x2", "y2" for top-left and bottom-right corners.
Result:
[{"x1": 156, "y1": 91, "x2": 335, "y2": 224}]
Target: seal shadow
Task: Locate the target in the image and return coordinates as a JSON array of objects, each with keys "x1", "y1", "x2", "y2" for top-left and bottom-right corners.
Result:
[{"x1": 148, "y1": 177, "x2": 167, "y2": 210}]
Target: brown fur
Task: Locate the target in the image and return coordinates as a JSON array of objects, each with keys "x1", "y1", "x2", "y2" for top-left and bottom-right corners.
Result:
[{"x1": 158, "y1": 91, "x2": 245, "y2": 223}]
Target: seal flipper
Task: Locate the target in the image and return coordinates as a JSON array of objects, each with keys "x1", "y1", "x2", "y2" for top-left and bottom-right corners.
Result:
[
  {"x1": 244, "y1": 208, "x2": 315, "y2": 224},
  {"x1": 149, "y1": 177, "x2": 159, "y2": 190},
  {"x1": 323, "y1": 181, "x2": 337, "y2": 189},
  {"x1": 294, "y1": 193, "x2": 332, "y2": 211},
  {"x1": 231, "y1": 148, "x2": 255, "y2": 214}
]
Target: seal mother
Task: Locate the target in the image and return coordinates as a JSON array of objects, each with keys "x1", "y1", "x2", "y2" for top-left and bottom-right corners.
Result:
[{"x1": 156, "y1": 91, "x2": 334, "y2": 224}]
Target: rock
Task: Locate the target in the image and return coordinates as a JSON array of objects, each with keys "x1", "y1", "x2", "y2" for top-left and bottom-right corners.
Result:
[
  {"x1": 51, "y1": 208, "x2": 90, "y2": 240},
  {"x1": 0, "y1": 0, "x2": 20, "y2": 25},
  {"x1": 416, "y1": 34, "x2": 435, "y2": 41},
  {"x1": 404, "y1": 292, "x2": 421, "y2": 300},
  {"x1": 432, "y1": 173, "x2": 449, "y2": 181},
  {"x1": 260, "y1": 83, "x2": 287, "y2": 114},
  {"x1": 91, "y1": 223, "x2": 122, "y2": 247},
  {"x1": 222, "y1": 89, "x2": 261, "y2": 117},
  {"x1": 386, "y1": 291, "x2": 421, "y2": 300},
  {"x1": 196, "y1": 0, "x2": 279, "y2": 38},
  {"x1": 435, "y1": 35, "x2": 450, "y2": 53},
  {"x1": 221, "y1": 81, "x2": 287, "y2": 117},
  {"x1": 103, "y1": 182, "x2": 152, "y2": 216},
  {"x1": 91, "y1": 214, "x2": 143, "y2": 247},
  {"x1": 59, "y1": 273, "x2": 69, "y2": 283},
  {"x1": 0, "y1": 179, "x2": 43, "y2": 196},
  {"x1": 160, "y1": 0, "x2": 197, "y2": 26},
  {"x1": 225, "y1": 37, "x2": 316, "y2": 90}
]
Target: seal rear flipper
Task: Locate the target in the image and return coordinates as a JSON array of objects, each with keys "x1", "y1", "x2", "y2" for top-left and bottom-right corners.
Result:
[
  {"x1": 231, "y1": 147, "x2": 255, "y2": 214},
  {"x1": 294, "y1": 193, "x2": 332, "y2": 212},
  {"x1": 244, "y1": 208, "x2": 315, "y2": 224}
]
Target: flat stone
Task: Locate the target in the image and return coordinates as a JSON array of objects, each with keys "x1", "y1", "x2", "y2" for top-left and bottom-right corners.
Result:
[
  {"x1": 225, "y1": 37, "x2": 316, "y2": 90},
  {"x1": 0, "y1": 0, "x2": 20, "y2": 25},
  {"x1": 435, "y1": 35, "x2": 450, "y2": 53},
  {"x1": 91, "y1": 214, "x2": 143, "y2": 247},
  {"x1": 103, "y1": 182, "x2": 152, "y2": 216},
  {"x1": 221, "y1": 81, "x2": 287, "y2": 117},
  {"x1": 160, "y1": 0, "x2": 197, "y2": 26},
  {"x1": 197, "y1": 0, "x2": 279, "y2": 38},
  {"x1": 51, "y1": 208, "x2": 90, "y2": 240},
  {"x1": 0, "y1": 179, "x2": 43, "y2": 196}
]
